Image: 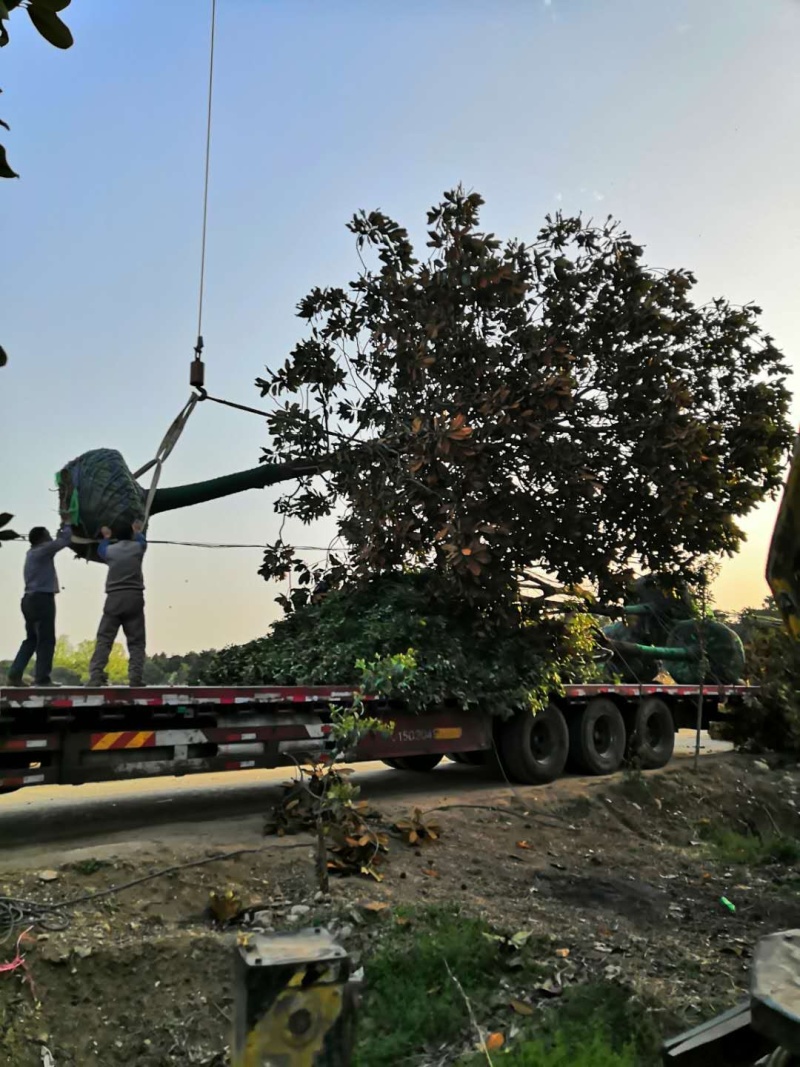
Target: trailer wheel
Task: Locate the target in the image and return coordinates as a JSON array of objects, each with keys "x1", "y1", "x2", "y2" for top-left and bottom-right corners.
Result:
[
  {"x1": 628, "y1": 698, "x2": 675, "y2": 769},
  {"x1": 382, "y1": 758, "x2": 403, "y2": 769},
  {"x1": 568, "y1": 698, "x2": 626, "y2": 776},
  {"x1": 393, "y1": 754, "x2": 443, "y2": 772},
  {"x1": 0, "y1": 787, "x2": 21, "y2": 796},
  {"x1": 497, "y1": 704, "x2": 569, "y2": 784}
]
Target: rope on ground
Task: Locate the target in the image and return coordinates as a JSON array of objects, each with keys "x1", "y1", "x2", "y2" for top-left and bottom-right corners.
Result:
[
  {"x1": 0, "y1": 928, "x2": 32, "y2": 974},
  {"x1": 0, "y1": 841, "x2": 311, "y2": 941}
]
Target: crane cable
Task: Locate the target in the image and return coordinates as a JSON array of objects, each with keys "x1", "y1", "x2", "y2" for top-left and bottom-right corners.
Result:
[
  {"x1": 135, "y1": 0, "x2": 278, "y2": 535},
  {"x1": 187, "y1": 0, "x2": 276, "y2": 421},
  {"x1": 194, "y1": 0, "x2": 217, "y2": 366},
  {"x1": 134, "y1": 0, "x2": 218, "y2": 523}
]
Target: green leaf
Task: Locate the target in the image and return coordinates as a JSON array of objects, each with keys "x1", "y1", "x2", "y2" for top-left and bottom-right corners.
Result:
[
  {"x1": 510, "y1": 929, "x2": 533, "y2": 949},
  {"x1": 0, "y1": 513, "x2": 14, "y2": 529},
  {"x1": 27, "y1": 4, "x2": 73, "y2": 48},
  {"x1": 0, "y1": 344, "x2": 7, "y2": 367},
  {"x1": 0, "y1": 142, "x2": 18, "y2": 178},
  {"x1": 0, "y1": 529, "x2": 21, "y2": 541}
]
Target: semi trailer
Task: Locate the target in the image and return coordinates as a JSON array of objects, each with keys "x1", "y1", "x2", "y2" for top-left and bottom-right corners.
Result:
[{"x1": 0, "y1": 681, "x2": 749, "y2": 795}]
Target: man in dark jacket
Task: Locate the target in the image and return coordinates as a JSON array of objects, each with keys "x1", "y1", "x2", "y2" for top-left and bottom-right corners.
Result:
[
  {"x1": 88, "y1": 520, "x2": 147, "y2": 687},
  {"x1": 8, "y1": 516, "x2": 72, "y2": 686}
]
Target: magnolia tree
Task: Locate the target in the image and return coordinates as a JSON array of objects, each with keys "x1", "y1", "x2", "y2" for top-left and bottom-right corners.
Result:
[
  {"x1": 256, "y1": 188, "x2": 793, "y2": 617},
  {"x1": 1, "y1": 0, "x2": 75, "y2": 371},
  {"x1": 1, "y1": 0, "x2": 74, "y2": 180}
]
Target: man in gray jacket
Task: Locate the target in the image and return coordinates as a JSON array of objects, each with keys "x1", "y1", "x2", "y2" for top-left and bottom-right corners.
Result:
[
  {"x1": 88, "y1": 520, "x2": 147, "y2": 687},
  {"x1": 8, "y1": 516, "x2": 72, "y2": 686}
]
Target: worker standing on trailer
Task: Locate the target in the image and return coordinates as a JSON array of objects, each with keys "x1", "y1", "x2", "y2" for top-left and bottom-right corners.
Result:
[
  {"x1": 88, "y1": 520, "x2": 147, "y2": 687},
  {"x1": 7, "y1": 515, "x2": 72, "y2": 687}
]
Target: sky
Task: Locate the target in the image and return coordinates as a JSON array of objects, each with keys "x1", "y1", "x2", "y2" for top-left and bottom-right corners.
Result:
[{"x1": 2, "y1": 0, "x2": 800, "y2": 657}]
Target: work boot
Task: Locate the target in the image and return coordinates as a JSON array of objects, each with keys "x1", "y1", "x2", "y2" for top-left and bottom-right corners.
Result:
[
  {"x1": 6, "y1": 675, "x2": 25, "y2": 687},
  {"x1": 85, "y1": 677, "x2": 105, "y2": 688}
]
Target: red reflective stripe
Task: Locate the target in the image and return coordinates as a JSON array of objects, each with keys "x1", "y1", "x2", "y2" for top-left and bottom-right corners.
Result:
[{"x1": 0, "y1": 737, "x2": 53, "y2": 751}]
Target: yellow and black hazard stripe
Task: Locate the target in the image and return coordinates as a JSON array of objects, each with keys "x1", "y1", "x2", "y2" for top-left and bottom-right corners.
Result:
[{"x1": 89, "y1": 731, "x2": 155, "y2": 751}]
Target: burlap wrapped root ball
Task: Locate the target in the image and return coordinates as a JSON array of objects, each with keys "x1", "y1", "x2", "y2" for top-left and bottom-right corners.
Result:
[{"x1": 57, "y1": 449, "x2": 146, "y2": 562}]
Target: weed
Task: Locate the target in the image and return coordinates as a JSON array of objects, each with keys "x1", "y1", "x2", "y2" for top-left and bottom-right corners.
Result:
[
  {"x1": 461, "y1": 982, "x2": 662, "y2": 1065},
  {"x1": 466, "y1": 1030, "x2": 637, "y2": 1066},
  {"x1": 354, "y1": 906, "x2": 523, "y2": 1066},
  {"x1": 559, "y1": 796, "x2": 593, "y2": 820},
  {"x1": 555, "y1": 982, "x2": 662, "y2": 1059},
  {"x1": 393, "y1": 807, "x2": 442, "y2": 846},
  {"x1": 697, "y1": 823, "x2": 800, "y2": 866},
  {"x1": 767, "y1": 836, "x2": 800, "y2": 864},
  {"x1": 353, "y1": 907, "x2": 663, "y2": 1067},
  {"x1": 71, "y1": 858, "x2": 110, "y2": 876},
  {"x1": 617, "y1": 761, "x2": 652, "y2": 806}
]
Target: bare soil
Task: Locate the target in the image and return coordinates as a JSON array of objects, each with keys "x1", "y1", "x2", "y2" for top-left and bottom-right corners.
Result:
[{"x1": 1, "y1": 752, "x2": 799, "y2": 1065}]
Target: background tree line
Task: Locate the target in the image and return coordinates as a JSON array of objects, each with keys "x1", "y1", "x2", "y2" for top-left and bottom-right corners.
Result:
[{"x1": 0, "y1": 639, "x2": 216, "y2": 687}]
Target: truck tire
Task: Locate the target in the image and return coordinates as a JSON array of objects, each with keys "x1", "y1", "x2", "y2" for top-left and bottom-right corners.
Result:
[
  {"x1": 497, "y1": 704, "x2": 569, "y2": 784},
  {"x1": 393, "y1": 754, "x2": 443, "y2": 772},
  {"x1": 628, "y1": 698, "x2": 675, "y2": 769},
  {"x1": 568, "y1": 698, "x2": 626, "y2": 776},
  {"x1": 382, "y1": 758, "x2": 403, "y2": 769}
]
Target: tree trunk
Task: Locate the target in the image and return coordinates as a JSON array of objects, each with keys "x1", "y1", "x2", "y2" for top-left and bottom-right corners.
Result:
[{"x1": 149, "y1": 459, "x2": 325, "y2": 515}]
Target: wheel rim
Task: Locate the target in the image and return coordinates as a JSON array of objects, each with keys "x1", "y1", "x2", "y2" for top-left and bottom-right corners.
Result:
[
  {"x1": 531, "y1": 719, "x2": 552, "y2": 762},
  {"x1": 645, "y1": 714, "x2": 663, "y2": 750},
  {"x1": 592, "y1": 716, "x2": 612, "y2": 756}
]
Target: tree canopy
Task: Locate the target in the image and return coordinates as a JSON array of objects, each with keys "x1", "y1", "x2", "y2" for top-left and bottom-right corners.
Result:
[
  {"x1": 1, "y1": 0, "x2": 74, "y2": 373},
  {"x1": 257, "y1": 188, "x2": 793, "y2": 616}
]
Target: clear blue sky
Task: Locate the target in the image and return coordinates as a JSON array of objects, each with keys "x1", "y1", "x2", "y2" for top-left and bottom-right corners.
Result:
[{"x1": 2, "y1": 0, "x2": 800, "y2": 656}]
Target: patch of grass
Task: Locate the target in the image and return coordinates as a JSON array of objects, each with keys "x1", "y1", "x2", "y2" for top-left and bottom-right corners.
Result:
[
  {"x1": 555, "y1": 982, "x2": 662, "y2": 1060},
  {"x1": 470, "y1": 1031, "x2": 637, "y2": 1066},
  {"x1": 354, "y1": 908, "x2": 664, "y2": 1067},
  {"x1": 698, "y1": 824, "x2": 800, "y2": 866},
  {"x1": 461, "y1": 983, "x2": 662, "y2": 1066},
  {"x1": 559, "y1": 796, "x2": 594, "y2": 820},
  {"x1": 70, "y1": 858, "x2": 111, "y2": 876},
  {"x1": 353, "y1": 906, "x2": 538, "y2": 1066},
  {"x1": 615, "y1": 764, "x2": 653, "y2": 806}
]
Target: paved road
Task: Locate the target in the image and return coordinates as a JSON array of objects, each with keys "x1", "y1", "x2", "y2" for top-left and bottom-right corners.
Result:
[{"x1": 0, "y1": 731, "x2": 731, "y2": 850}]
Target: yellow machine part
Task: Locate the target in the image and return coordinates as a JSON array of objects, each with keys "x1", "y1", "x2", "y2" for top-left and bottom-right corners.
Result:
[
  {"x1": 235, "y1": 963, "x2": 345, "y2": 1067},
  {"x1": 767, "y1": 434, "x2": 800, "y2": 640}
]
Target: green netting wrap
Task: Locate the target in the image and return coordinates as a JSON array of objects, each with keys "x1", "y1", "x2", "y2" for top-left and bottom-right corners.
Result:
[
  {"x1": 55, "y1": 447, "x2": 324, "y2": 562},
  {"x1": 667, "y1": 619, "x2": 746, "y2": 685},
  {"x1": 57, "y1": 449, "x2": 146, "y2": 562},
  {"x1": 602, "y1": 621, "x2": 660, "y2": 682}
]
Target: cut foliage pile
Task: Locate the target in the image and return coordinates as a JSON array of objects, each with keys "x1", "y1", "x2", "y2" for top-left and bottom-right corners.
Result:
[{"x1": 203, "y1": 570, "x2": 600, "y2": 716}]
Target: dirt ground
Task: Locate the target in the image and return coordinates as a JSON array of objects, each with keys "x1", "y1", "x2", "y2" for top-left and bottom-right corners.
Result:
[{"x1": 0, "y1": 752, "x2": 799, "y2": 1065}]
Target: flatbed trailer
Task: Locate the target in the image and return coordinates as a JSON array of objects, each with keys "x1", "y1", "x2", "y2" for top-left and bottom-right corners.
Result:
[{"x1": 0, "y1": 682, "x2": 753, "y2": 794}]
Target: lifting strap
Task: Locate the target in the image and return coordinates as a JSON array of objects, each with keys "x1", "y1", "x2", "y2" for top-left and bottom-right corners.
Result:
[{"x1": 133, "y1": 394, "x2": 199, "y2": 523}]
